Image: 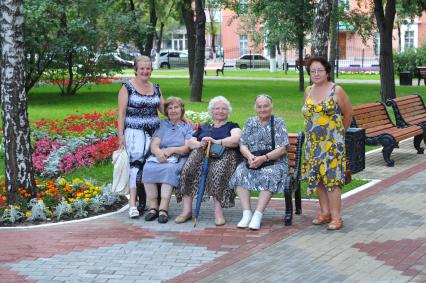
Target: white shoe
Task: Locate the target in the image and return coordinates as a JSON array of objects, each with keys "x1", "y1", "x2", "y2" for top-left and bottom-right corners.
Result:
[
  {"x1": 237, "y1": 210, "x2": 253, "y2": 228},
  {"x1": 128, "y1": 207, "x2": 139, "y2": 218},
  {"x1": 248, "y1": 211, "x2": 263, "y2": 230}
]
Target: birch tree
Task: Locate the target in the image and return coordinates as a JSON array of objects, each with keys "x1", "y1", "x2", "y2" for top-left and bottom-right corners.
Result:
[
  {"x1": 311, "y1": 0, "x2": 332, "y2": 58},
  {"x1": 1, "y1": 0, "x2": 36, "y2": 203}
]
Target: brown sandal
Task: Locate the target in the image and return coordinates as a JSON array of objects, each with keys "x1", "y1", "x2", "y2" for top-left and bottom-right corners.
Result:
[
  {"x1": 312, "y1": 214, "x2": 331, "y2": 225},
  {"x1": 327, "y1": 218, "x2": 343, "y2": 230}
]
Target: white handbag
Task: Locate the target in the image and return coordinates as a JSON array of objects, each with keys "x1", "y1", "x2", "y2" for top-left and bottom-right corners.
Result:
[{"x1": 112, "y1": 146, "x2": 130, "y2": 195}]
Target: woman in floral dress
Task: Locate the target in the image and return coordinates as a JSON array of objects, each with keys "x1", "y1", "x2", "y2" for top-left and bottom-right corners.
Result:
[
  {"x1": 302, "y1": 56, "x2": 353, "y2": 230},
  {"x1": 229, "y1": 95, "x2": 290, "y2": 230}
]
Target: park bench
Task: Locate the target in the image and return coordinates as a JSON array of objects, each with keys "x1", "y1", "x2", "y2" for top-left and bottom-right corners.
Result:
[
  {"x1": 204, "y1": 61, "x2": 225, "y2": 76},
  {"x1": 386, "y1": 94, "x2": 426, "y2": 129},
  {"x1": 284, "y1": 132, "x2": 305, "y2": 226},
  {"x1": 415, "y1": 66, "x2": 426, "y2": 86},
  {"x1": 386, "y1": 94, "x2": 426, "y2": 146},
  {"x1": 352, "y1": 102, "x2": 425, "y2": 167}
]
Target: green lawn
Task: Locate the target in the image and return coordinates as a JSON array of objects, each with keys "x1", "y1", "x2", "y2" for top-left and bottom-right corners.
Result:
[
  {"x1": 3, "y1": 78, "x2": 424, "y2": 195},
  {"x1": 28, "y1": 78, "x2": 426, "y2": 132},
  {"x1": 120, "y1": 68, "x2": 383, "y2": 80}
]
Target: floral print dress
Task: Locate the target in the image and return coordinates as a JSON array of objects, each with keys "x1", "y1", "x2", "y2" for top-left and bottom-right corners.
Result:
[
  {"x1": 302, "y1": 85, "x2": 347, "y2": 196},
  {"x1": 229, "y1": 116, "x2": 291, "y2": 194}
]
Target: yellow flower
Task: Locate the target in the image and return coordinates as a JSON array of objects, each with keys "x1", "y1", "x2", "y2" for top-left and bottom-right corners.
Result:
[
  {"x1": 317, "y1": 116, "x2": 329, "y2": 126},
  {"x1": 319, "y1": 164, "x2": 326, "y2": 175},
  {"x1": 325, "y1": 141, "x2": 333, "y2": 151},
  {"x1": 25, "y1": 211, "x2": 31, "y2": 218},
  {"x1": 314, "y1": 104, "x2": 323, "y2": 112},
  {"x1": 329, "y1": 158, "x2": 337, "y2": 169}
]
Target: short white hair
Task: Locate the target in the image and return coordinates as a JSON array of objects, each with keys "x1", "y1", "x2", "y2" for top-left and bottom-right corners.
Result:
[
  {"x1": 254, "y1": 94, "x2": 273, "y2": 109},
  {"x1": 208, "y1": 96, "x2": 232, "y2": 117}
]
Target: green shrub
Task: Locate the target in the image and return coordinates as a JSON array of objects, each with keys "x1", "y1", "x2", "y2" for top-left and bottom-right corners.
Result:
[{"x1": 394, "y1": 46, "x2": 426, "y2": 74}]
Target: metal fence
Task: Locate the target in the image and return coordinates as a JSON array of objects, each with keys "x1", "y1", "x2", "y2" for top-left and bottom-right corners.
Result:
[{"x1": 152, "y1": 44, "x2": 380, "y2": 71}]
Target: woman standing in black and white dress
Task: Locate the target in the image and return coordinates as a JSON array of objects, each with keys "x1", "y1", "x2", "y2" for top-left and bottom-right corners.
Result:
[{"x1": 117, "y1": 55, "x2": 164, "y2": 218}]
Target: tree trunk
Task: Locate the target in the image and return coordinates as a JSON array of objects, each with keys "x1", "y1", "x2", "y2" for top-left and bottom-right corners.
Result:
[
  {"x1": 0, "y1": 0, "x2": 36, "y2": 203},
  {"x1": 154, "y1": 22, "x2": 165, "y2": 69},
  {"x1": 298, "y1": 34, "x2": 305, "y2": 91},
  {"x1": 329, "y1": 0, "x2": 338, "y2": 82},
  {"x1": 397, "y1": 21, "x2": 401, "y2": 53},
  {"x1": 180, "y1": 0, "x2": 196, "y2": 84},
  {"x1": 269, "y1": 44, "x2": 276, "y2": 73},
  {"x1": 276, "y1": 44, "x2": 283, "y2": 72},
  {"x1": 374, "y1": 0, "x2": 396, "y2": 101},
  {"x1": 311, "y1": 0, "x2": 332, "y2": 58},
  {"x1": 144, "y1": 0, "x2": 157, "y2": 57},
  {"x1": 190, "y1": 0, "x2": 205, "y2": 102}
]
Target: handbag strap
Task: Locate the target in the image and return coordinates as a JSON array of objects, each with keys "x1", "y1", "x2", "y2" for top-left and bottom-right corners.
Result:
[{"x1": 271, "y1": 115, "x2": 275, "y2": 150}]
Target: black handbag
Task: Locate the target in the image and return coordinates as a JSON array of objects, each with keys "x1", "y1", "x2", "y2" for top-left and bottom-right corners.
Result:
[{"x1": 246, "y1": 115, "x2": 275, "y2": 170}]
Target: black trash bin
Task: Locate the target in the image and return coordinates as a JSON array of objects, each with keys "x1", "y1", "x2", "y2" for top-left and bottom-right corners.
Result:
[
  {"x1": 399, "y1": 71, "x2": 413, "y2": 86},
  {"x1": 345, "y1": 128, "x2": 365, "y2": 174}
]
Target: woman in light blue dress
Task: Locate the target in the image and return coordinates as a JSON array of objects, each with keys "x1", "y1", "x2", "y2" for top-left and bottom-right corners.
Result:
[{"x1": 143, "y1": 97, "x2": 193, "y2": 223}]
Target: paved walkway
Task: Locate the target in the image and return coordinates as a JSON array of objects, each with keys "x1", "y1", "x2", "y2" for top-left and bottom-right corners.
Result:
[{"x1": 0, "y1": 141, "x2": 425, "y2": 283}]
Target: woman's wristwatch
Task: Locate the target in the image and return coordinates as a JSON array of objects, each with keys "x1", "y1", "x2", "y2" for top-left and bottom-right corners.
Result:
[{"x1": 264, "y1": 154, "x2": 270, "y2": 162}]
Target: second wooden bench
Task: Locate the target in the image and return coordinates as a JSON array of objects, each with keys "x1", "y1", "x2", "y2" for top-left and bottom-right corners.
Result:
[{"x1": 352, "y1": 102, "x2": 425, "y2": 167}]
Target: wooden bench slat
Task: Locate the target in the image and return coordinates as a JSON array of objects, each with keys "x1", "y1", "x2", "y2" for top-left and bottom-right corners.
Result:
[
  {"x1": 393, "y1": 94, "x2": 420, "y2": 102},
  {"x1": 353, "y1": 104, "x2": 385, "y2": 115},
  {"x1": 354, "y1": 101, "x2": 425, "y2": 166},
  {"x1": 401, "y1": 108, "x2": 426, "y2": 117}
]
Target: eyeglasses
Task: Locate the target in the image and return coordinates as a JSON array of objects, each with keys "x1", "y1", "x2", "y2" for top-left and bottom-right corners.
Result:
[{"x1": 310, "y1": 69, "x2": 326, "y2": 74}]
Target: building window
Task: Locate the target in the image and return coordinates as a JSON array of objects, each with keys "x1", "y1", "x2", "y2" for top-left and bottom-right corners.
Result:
[
  {"x1": 404, "y1": 30, "x2": 414, "y2": 49},
  {"x1": 239, "y1": 35, "x2": 248, "y2": 56},
  {"x1": 374, "y1": 32, "x2": 380, "y2": 56}
]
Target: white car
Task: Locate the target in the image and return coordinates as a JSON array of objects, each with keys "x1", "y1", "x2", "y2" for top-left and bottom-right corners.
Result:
[
  {"x1": 236, "y1": 54, "x2": 271, "y2": 69},
  {"x1": 158, "y1": 51, "x2": 189, "y2": 69}
]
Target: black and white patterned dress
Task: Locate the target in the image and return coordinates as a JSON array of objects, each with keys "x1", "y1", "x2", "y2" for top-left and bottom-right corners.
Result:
[
  {"x1": 229, "y1": 116, "x2": 291, "y2": 193},
  {"x1": 123, "y1": 81, "x2": 161, "y2": 190}
]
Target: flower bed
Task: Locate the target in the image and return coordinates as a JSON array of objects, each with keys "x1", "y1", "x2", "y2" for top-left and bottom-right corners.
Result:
[
  {"x1": 32, "y1": 111, "x2": 118, "y2": 177},
  {"x1": 0, "y1": 178, "x2": 127, "y2": 226},
  {"x1": 31, "y1": 109, "x2": 211, "y2": 177}
]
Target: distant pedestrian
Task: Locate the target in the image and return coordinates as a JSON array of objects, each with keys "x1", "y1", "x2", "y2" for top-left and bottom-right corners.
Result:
[
  {"x1": 302, "y1": 56, "x2": 353, "y2": 230},
  {"x1": 229, "y1": 95, "x2": 290, "y2": 230},
  {"x1": 117, "y1": 55, "x2": 164, "y2": 218}
]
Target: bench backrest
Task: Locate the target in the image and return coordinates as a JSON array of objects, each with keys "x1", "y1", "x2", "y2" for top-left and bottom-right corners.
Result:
[
  {"x1": 418, "y1": 67, "x2": 426, "y2": 76},
  {"x1": 205, "y1": 61, "x2": 224, "y2": 67},
  {"x1": 352, "y1": 102, "x2": 394, "y2": 133},
  {"x1": 392, "y1": 94, "x2": 426, "y2": 118},
  {"x1": 287, "y1": 132, "x2": 304, "y2": 179}
]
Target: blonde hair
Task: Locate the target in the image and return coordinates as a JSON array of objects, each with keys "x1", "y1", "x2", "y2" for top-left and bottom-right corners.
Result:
[
  {"x1": 164, "y1": 96, "x2": 185, "y2": 119},
  {"x1": 134, "y1": 55, "x2": 152, "y2": 72}
]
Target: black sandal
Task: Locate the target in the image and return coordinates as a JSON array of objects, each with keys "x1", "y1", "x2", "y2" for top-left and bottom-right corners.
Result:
[
  {"x1": 158, "y1": 209, "x2": 169, "y2": 224},
  {"x1": 144, "y1": 208, "x2": 159, "y2": 221}
]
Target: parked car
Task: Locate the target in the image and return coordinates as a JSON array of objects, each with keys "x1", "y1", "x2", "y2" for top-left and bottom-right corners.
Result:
[
  {"x1": 158, "y1": 51, "x2": 189, "y2": 69},
  {"x1": 236, "y1": 54, "x2": 270, "y2": 69}
]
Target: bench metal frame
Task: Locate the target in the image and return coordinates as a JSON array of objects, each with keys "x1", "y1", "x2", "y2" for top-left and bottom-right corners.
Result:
[{"x1": 284, "y1": 132, "x2": 305, "y2": 226}]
